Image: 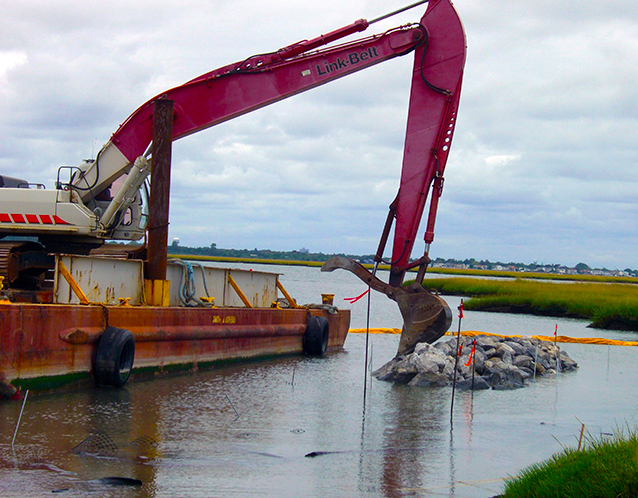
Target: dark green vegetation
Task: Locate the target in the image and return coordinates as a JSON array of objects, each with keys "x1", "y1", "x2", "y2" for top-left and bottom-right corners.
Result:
[
  {"x1": 427, "y1": 267, "x2": 638, "y2": 284},
  {"x1": 163, "y1": 244, "x2": 638, "y2": 330},
  {"x1": 167, "y1": 242, "x2": 370, "y2": 263},
  {"x1": 503, "y1": 431, "x2": 638, "y2": 498},
  {"x1": 164, "y1": 243, "x2": 637, "y2": 277},
  {"x1": 424, "y1": 277, "x2": 638, "y2": 331}
]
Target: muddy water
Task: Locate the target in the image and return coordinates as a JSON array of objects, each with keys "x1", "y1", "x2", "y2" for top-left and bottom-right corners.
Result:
[{"x1": 2, "y1": 264, "x2": 638, "y2": 497}]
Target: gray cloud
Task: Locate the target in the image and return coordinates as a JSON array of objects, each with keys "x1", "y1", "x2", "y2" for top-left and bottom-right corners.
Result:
[{"x1": 1, "y1": 0, "x2": 637, "y2": 269}]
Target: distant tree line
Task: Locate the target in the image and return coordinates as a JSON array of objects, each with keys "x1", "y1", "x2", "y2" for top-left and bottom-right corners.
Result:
[
  {"x1": 167, "y1": 241, "x2": 373, "y2": 263},
  {"x1": 166, "y1": 241, "x2": 635, "y2": 275}
]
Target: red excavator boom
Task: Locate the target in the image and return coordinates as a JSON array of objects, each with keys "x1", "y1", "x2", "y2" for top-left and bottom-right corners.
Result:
[
  {"x1": 323, "y1": 0, "x2": 466, "y2": 354},
  {"x1": 0, "y1": 0, "x2": 466, "y2": 355}
]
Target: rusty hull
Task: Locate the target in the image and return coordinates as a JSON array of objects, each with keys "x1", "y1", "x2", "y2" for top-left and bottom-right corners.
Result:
[{"x1": 0, "y1": 303, "x2": 350, "y2": 394}]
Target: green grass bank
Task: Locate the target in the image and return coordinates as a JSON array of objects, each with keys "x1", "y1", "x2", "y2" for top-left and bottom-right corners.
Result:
[
  {"x1": 502, "y1": 430, "x2": 638, "y2": 498},
  {"x1": 170, "y1": 254, "x2": 638, "y2": 284},
  {"x1": 424, "y1": 277, "x2": 638, "y2": 331},
  {"x1": 170, "y1": 255, "x2": 638, "y2": 331}
]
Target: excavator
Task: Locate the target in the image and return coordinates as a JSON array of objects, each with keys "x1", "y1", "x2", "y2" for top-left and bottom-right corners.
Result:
[{"x1": 0, "y1": 0, "x2": 465, "y2": 356}]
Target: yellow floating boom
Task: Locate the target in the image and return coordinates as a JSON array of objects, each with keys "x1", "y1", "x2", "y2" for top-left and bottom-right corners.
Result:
[{"x1": 348, "y1": 328, "x2": 638, "y2": 347}]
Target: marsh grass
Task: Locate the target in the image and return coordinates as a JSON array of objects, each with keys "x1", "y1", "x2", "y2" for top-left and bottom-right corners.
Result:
[
  {"x1": 172, "y1": 255, "x2": 638, "y2": 330},
  {"x1": 427, "y1": 267, "x2": 638, "y2": 284},
  {"x1": 503, "y1": 429, "x2": 638, "y2": 498},
  {"x1": 168, "y1": 254, "x2": 327, "y2": 268},
  {"x1": 425, "y1": 277, "x2": 638, "y2": 330},
  {"x1": 173, "y1": 255, "x2": 638, "y2": 284}
]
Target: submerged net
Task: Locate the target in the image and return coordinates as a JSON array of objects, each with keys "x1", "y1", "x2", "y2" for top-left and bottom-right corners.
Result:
[
  {"x1": 71, "y1": 434, "x2": 159, "y2": 458},
  {"x1": 71, "y1": 433, "x2": 118, "y2": 457},
  {"x1": 128, "y1": 436, "x2": 158, "y2": 451}
]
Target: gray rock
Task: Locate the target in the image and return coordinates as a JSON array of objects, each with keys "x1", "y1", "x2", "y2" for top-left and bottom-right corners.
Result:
[
  {"x1": 415, "y1": 353, "x2": 446, "y2": 374},
  {"x1": 560, "y1": 353, "x2": 579, "y2": 371},
  {"x1": 475, "y1": 336, "x2": 500, "y2": 350},
  {"x1": 496, "y1": 343, "x2": 516, "y2": 358},
  {"x1": 504, "y1": 341, "x2": 525, "y2": 355},
  {"x1": 501, "y1": 351, "x2": 513, "y2": 365},
  {"x1": 492, "y1": 378, "x2": 524, "y2": 390},
  {"x1": 482, "y1": 347, "x2": 497, "y2": 359},
  {"x1": 474, "y1": 350, "x2": 486, "y2": 368},
  {"x1": 485, "y1": 365, "x2": 525, "y2": 389},
  {"x1": 409, "y1": 371, "x2": 450, "y2": 387},
  {"x1": 374, "y1": 334, "x2": 577, "y2": 390},
  {"x1": 374, "y1": 356, "x2": 418, "y2": 383},
  {"x1": 456, "y1": 361, "x2": 471, "y2": 379},
  {"x1": 434, "y1": 341, "x2": 453, "y2": 356},
  {"x1": 373, "y1": 357, "x2": 402, "y2": 381},
  {"x1": 517, "y1": 367, "x2": 532, "y2": 381},
  {"x1": 441, "y1": 361, "x2": 455, "y2": 380},
  {"x1": 456, "y1": 376, "x2": 490, "y2": 390},
  {"x1": 513, "y1": 354, "x2": 534, "y2": 369},
  {"x1": 534, "y1": 362, "x2": 546, "y2": 375},
  {"x1": 413, "y1": 342, "x2": 432, "y2": 356},
  {"x1": 484, "y1": 358, "x2": 504, "y2": 371}
]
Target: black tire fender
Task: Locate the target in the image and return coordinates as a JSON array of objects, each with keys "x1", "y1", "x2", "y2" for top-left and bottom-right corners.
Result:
[
  {"x1": 93, "y1": 327, "x2": 135, "y2": 387},
  {"x1": 303, "y1": 316, "x2": 329, "y2": 356}
]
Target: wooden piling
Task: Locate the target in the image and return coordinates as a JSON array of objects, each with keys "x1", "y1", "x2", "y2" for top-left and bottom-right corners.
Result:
[{"x1": 146, "y1": 99, "x2": 174, "y2": 284}]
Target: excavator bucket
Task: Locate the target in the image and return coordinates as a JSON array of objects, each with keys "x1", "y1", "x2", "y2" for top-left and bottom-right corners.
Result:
[
  {"x1": 321, "y1": 257, "x2": 452, "y2": 356},
  {"x1": 393, "y1": 282, "x2": 452, "y2": 356}
]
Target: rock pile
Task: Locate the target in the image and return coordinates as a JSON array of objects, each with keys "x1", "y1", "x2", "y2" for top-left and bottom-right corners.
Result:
[{"x1": 373, "y1": 334, "x2": 578, "y2": 390}]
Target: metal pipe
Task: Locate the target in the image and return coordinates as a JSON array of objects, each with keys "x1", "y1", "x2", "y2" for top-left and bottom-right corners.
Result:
[
  {"x1": 58, "y1": 260, "x2": 90, "y2": 305},
  {"x1": 450, "y1": 299, "x2": 463, "y2": 419},
  {"x1": 11, "y1": 389, "x2": 29, "y2": 448},
  {"x1": 276, "y1": 280, "x2": 302, "y2": 309},
  {"x1": 228, "y1": 274, "x2": 253, "y2": 308},
  {"x1": 59, "y1": 324, "x2": 306, "y2": 345},
  {"x1": 369, "y1": 0, "x2": 429, "y2": 25}
]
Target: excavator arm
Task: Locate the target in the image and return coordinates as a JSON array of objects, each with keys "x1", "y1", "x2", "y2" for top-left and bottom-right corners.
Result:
[
  {"x1": 0, "y1": 5, "x2": 433, "y2": 246},
  {"x1": 0, "y1": 0, "x2": 466, "y2": 356},
  {"x1": 73, "y1": 19, "x2": 429, "y2": 206},
  {"x1": 322, "y1": 0, "x2": 466, "y2": 355}
]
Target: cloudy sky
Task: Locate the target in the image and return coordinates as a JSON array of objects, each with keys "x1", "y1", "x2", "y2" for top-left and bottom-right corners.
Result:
[{"x1": 1, "y1": 0, "x2": 636, "y2": 270}]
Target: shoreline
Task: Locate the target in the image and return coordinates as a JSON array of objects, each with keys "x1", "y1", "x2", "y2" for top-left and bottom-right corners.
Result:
[{"x1": 168, "y1": 253, "x2": 638, "y2": 284}]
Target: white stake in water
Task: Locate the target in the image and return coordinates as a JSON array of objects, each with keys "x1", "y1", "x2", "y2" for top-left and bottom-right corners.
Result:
[
  {"x1": 11, "y1": 390, "x2": 29, "y2": 448},
  {"x1": 533, "y1": 342, "x2": 539, "y2": 380}
]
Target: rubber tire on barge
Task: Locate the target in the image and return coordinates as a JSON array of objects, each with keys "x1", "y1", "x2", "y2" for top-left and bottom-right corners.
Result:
[
  {"x1": 303, "y1": 316, "x2": 329, "y2": 356},
  {"x1": 93, "y1": 327, "x2": 135, "y2": 387}
]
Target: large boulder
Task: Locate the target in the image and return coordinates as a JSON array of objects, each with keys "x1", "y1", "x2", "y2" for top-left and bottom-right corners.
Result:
[
  {"x1": 513, "y1": 354, "x2": 534, "y2": 369},
  {"x1": 408, "y1": 371, "x2": 450, "y2": 387}
]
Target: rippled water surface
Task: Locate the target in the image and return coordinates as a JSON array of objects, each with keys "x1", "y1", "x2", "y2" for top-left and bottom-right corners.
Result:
[{"x1": 2, "y1": 264, "x2": 638, "y2": 497}]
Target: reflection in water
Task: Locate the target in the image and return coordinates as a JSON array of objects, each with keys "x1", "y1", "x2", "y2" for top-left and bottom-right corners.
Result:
[
  {"x1": 2, "y1": 264, "x2": 638, "y2": 497},
  {"x1": 380, "y1": 386, "x2": 448, "y2": 496},
  {"x1": 449, "y1": 423, "x2": 456, "y2": 497},
  {"x1": 2, "y1": 333, "x2": 638, "y2": 497},
  {"x1": 1, "y1": 387, "x2": 161, "y2": 497}
]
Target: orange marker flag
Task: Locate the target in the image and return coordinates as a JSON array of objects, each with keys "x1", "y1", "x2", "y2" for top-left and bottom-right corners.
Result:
[
  {"x1": 344, "y1": 288, "x2": 370, "y2": 303},
  {"x1": 464, "y1": 341, "x2": 476, "y2": 367}
]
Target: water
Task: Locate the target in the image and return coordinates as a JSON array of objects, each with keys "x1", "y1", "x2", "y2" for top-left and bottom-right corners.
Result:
[{"x1": 2, "y1": 263, "x2": 638, "y2": 497}]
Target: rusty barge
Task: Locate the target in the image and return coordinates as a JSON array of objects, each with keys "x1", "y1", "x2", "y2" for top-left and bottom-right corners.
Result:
[
  {"x1": 0, "y1": 0, "x2": 467, "y2": 398},
  {"x1": 0, "y1": 252, "x2": 349, "y2": 398}
]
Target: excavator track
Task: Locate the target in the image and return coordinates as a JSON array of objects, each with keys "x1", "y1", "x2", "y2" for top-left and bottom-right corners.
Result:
[{"x1": 0, "y1": 241, "x2": 54, "y2": 291}]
